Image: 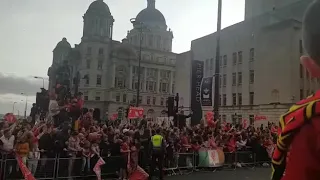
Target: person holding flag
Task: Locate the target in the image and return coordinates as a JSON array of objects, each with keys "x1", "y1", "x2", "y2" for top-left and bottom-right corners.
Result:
[{"x1": 271, "y1": 1, "x2": 320, "y2": 179}]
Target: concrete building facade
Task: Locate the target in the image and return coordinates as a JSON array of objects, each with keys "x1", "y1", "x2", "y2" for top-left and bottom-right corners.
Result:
[{"x1": 176, "y1": 0, "x2": 318, "y2": 126}]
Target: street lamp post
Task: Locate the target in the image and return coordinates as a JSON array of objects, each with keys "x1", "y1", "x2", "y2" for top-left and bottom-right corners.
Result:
[
  {"x1": 34, "y1": 76, "x2": 45, "y2": 89},
  {"x1": 130, "y1": 18, "x2": 144, "y2": 107},
  {"x1": 12, "y1": 102, "x2": 17, "y2": 113},
  {"x1": 21, "y1": 93, "x2": 28, "y2": 118},
  {"x1": 213, "y1": 0, "x2": 222, "y2": 121}
]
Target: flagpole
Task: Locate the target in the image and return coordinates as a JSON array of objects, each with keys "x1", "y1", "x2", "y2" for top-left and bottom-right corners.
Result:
[{"x1": 213, "y1": 0, "x2": 222, "y2": 121}]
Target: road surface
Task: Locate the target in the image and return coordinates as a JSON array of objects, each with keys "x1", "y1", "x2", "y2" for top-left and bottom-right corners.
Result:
[{"x1": 166, "y1": 168, "x2": 271, "y2": 180}]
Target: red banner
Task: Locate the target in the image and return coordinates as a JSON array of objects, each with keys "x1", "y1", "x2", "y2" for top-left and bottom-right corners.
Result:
[
  {"x1": 128, "y1": 107, "x2": 144, "y2": 119},
  {"x1": 93, "y1": 157, "x2": 105, "y2": 180},
  {"x1": 254, "y1": 115, "x2": 267, "y2": 121},
  {"x1": 4, "y1": 113, "x2": 17, "y2": 124},
  {"x1": 242, "y1": 119, "x2": 248, "y2": 129},
  {"x1": 16, "y1": 156, "x2": 36, "y2": 180},
  {"x1": 110, "y1": 113, "x2": 118, "y2": 121}
]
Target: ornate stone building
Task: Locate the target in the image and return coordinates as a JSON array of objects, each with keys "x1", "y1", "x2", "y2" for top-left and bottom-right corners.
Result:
[{"x1": 48, "y1": 0, "x2": 176, "y2": 119}]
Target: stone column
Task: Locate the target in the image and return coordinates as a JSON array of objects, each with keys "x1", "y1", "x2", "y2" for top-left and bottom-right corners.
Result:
[
  {"x1": 111, "y1": 62, "x2": 116, "y2": 88},
  {"x1": 169, "y1": 71, "x2": 173, "y2": 94},
  {"x1": 129, "y1": 66, "x2": 133, "y2": 89},
  {"x1": 157, "y1": 69, "x2": 161, "y2": 93}
]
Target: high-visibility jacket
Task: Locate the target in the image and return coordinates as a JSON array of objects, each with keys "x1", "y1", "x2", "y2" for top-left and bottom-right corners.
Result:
[{"x1": 151, "y1": 134, "x2": 163, "y2": 149}]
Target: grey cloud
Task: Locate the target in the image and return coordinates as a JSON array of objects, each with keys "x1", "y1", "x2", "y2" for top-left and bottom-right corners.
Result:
[{"x1": 0, "y1": 73, "x2": 45, "y2": 96}]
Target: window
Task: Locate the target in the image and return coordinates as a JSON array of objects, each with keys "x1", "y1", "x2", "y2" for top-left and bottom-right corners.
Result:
[
  {"x1": 232, "y1": 73, "x2": 236, "y2": 86},
  {"x1": 84, "y1": 74, "x2": 89, "y2": 85},
  {"x1": 219, "y1": 95, "x2": 221, "y2": 106},
  {"x1": 232, "y1": 114, "x2": 237, "y2": 124},
  {"x1": 249, "y1": 70, "x2": 254, "y2": 84},
  {"x1": 219, "y1": 75, "x2": 222, "y2": 88},
  {"x1": 223, "y1": 55, "x2": 227, "y2": 66},
  {"x1": 123, "y1": 94, "x2": 127, "y2": 103},
  {"x1": 116, "y1": 93, "x2": 120, "y2": 102},
  {"x1": 153, "y1": 97, "x2": 156, "y2": 105},
  {"x1": 249, "y1": 92, "x2": 254, "y2": 105},
  {"x1": 300, "y1": 89, "x2": 304, "y2": 100},
  {"x1": 86, "y1": 60, "x2": 91, "y2": 69},
  {"x1": 160, "y1": 98, "x2": 164, "y2": 106},
  {"x1": 133, "y1": 81, "x2": 142, "y2": 90},
  {"x1": 160, "y1": 83, "x2": 168, "y2": 93},
  {"x1": 139, "y1": 96, "x2": 142, "y2": 104},
  {"x1": 84, "y1": 91, "x2": 88, "y2": 101},
  {"x1": 98, "y1": 60, "x2": 103, "y2": 70},
  {"x1": 146, "y1": 81, "x2": 156, "y2": 91},
  {"x1": 238, "y1": 51, "x2": 243, "y2": 64},
  {"x1": 249, "y1": 115, "x2": 254, "y2": 125},
  {"x1": 115, "y1": 78, "x2": 126, "y2": 89},
  {"x1": 156, "y1": 36, "x2": 161, "y2": 48},
  {"x1": 223, "y1": 94, "x2": 226, "y2": 106},
  {"x1": 238, "y1": 93, "x2": 242, "y2": 105},
  {"x1": 232, "y1": 52, "x2": 237, "y2": 65},
  {"x1": 237, "y1": 115, "x2": 242, "y2": 124},
  {"x1": 148, "y1": 35, "x2": 154, "y2": 46},
  {"x1": 249, "y1": 48, "x2": 255, "y2": 61},
  {"x1": 147, "y1": 96, "x2": 151, "y2": 105},
  {"x1": 238, "y1": 72, "x2": 242, "y2": 85},
  {"x1": 223, "y1": 74, "x2": 227, "y2": 87},
  {"x1": 95, "y1": 92, "x2": 101, "y2": 101},
  {"x1": 98, "y1": 48, "x2": 104, "y2": 55},
  {"x1": 132, "y1": 95, "x2": 137, "y2": 103},
  {"x1": 96, "y1": 75, "x2": 102, "y2": 86},
  {"x1": 222, "y1": 115, "x2": 226, "y2": 122},
  {"x1": 232, "y1": 93, "x2": 236, "y2": 105}
]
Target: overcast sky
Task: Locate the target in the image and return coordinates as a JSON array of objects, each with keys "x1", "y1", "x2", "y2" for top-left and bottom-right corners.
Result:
[{"x1": 0, "y1": 0, "x2": 245, "y2": 115}]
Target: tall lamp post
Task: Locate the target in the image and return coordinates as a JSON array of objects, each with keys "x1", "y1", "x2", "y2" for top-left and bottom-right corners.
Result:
[
  {"x1": 21, "y1": 93, "x2": 28, "y2": 118},
  {"x1": 12, "y1": 102, "x2": 17, "y2": 113},
  {"x1": 130, "y1": 18, "x2": 144, "y2": 107},
  {"x1": 213, "y1": 0, "x2": 222, "y2": 121},
  {"x1": 34, "y1": 76, "x2": 45, "y2": 89}
]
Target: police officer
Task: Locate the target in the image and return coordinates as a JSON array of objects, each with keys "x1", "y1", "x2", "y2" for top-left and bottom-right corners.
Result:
[{"x1": 149, "y1": 128, "x2": 166, "y2": 180}]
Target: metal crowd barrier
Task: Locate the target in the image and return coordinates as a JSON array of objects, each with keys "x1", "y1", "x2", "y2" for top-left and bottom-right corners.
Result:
[{"x1": 0, "y1": 150, "x2": 271, "y2": 179}]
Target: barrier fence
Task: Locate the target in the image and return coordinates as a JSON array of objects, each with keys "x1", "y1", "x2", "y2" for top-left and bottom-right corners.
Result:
[{"x1": 0, "y1": 150, "x2": 271, "y2": 180}]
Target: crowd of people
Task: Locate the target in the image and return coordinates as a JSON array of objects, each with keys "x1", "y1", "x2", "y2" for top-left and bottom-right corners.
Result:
[{"x1": 0, "y1": 90, "x2": 277, "y2": 179}]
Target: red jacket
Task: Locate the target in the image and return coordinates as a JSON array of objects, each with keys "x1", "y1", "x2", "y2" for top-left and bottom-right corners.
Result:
[{"x1": 281, "y1": 116, "x2": 320, "y2": 180}]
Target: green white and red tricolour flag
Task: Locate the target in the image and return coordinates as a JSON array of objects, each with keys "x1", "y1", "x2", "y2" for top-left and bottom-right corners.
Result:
[{"x1": 198, "y1": 150, "x2": 221, "y2": 167}]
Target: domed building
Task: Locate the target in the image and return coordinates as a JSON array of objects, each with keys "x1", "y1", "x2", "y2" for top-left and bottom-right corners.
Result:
[{"x1": 48, "y1": 0, "x2": 177, "y2": 120}]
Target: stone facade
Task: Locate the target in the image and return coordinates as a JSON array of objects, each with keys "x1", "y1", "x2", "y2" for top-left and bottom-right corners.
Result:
[{"x1": 48, "y1": 0, "x2": 177, "y2": 119}]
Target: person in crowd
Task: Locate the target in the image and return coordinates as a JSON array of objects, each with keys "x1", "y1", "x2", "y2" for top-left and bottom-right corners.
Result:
[
  {"x1": 271, "y1": 1, "x2": 320, "y2": 180},
  {"x1": 149, "y1": 128, "x2": 166, "y2": 180}
]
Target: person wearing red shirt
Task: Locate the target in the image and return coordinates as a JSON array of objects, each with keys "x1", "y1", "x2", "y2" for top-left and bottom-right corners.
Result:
[{"x1": 271, "y1": 2, "x2": 320, "y2": 180}]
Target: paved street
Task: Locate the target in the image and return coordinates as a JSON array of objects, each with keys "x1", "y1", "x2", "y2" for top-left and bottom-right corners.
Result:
[{"x1": 167, "y1": 168, "x2": 271, "y2": 180}]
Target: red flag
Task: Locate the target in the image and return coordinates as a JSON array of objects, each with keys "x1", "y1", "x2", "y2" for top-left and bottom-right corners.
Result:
[
  {"x1": 129, "y1": 166, "x2": 149, "y2": 180},
  {"x1": 16, "y1": 156, "x2": 36, "y2": 180},
  {"x1": 242, "y1": 119, "x2": 248, "y2": 129},
  {"x1": 93, "y1": 157, "x2": 105, "y2": 180},
  {"x1": 128, "y1": 107, "x2": 144, "y2": 119},
  {"x1": 4, "y1": 113, "x2": 17, "y2": 124}
]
